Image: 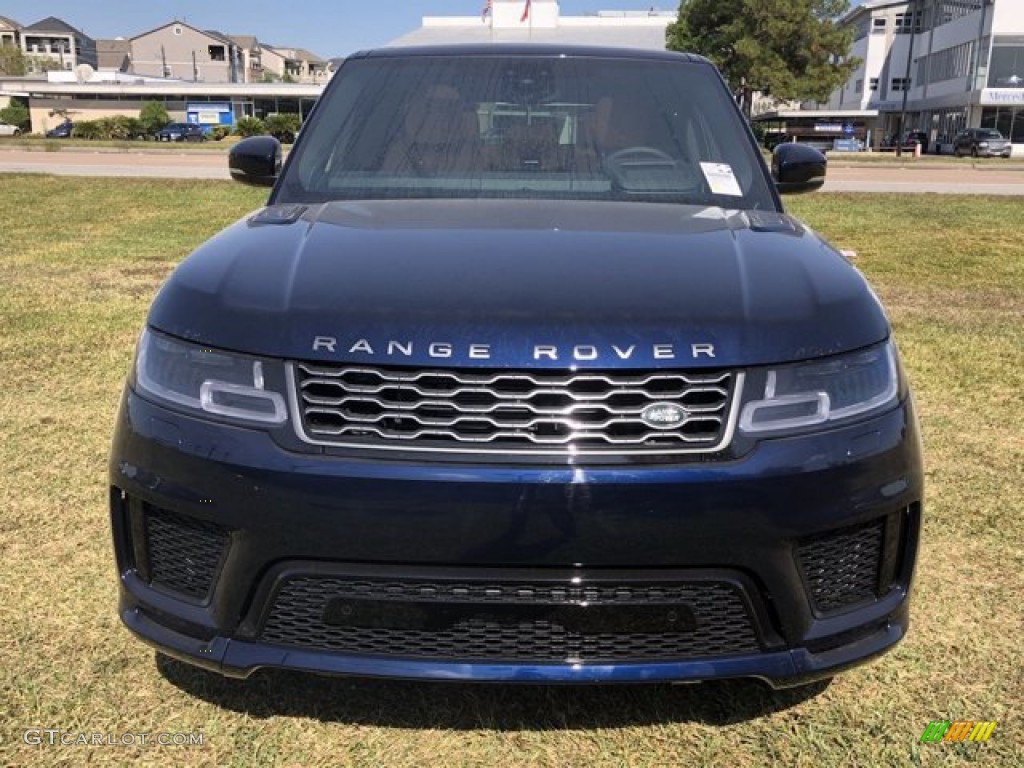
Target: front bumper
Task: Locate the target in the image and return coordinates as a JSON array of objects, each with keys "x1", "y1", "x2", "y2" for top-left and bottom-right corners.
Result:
[{"x1": 110, "y1": 388, "x2": 923, "y2": 687}]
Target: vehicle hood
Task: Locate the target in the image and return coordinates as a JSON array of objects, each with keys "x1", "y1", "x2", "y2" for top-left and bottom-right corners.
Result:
[{"x1": 149, "y1": 199, "x2": 889, "y2": 369}]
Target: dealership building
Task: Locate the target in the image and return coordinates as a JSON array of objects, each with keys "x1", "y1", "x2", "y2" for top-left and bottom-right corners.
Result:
[
  {"x1": 0, "y1": 71, "x2": 321, "y2": 135},
  {"x1": 820, "y1": 0, "x2": 1024, "y2": 151},
  {"x1": 1, "y1": 2, "x2": 675, "y2": 134},
  {"x1": 388, "y1": 1, "x2": 674, "y2": 48}
]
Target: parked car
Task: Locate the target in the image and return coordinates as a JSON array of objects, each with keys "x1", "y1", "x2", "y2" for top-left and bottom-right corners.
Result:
[
  {"x1": 0, "y1": 121, "x2": 23, "y2": 137},
  {"x1": 952, "y1": 128, "x2": 1012, "y2": 158},
  {"x1": 111, "y1": 44, "x2": 922, "y2": 689},
  {"x1": 155, "y1": 122, "x2": 207, "y2": 142},
  {"x1": 903, "y1": 131, "x2": 929, "y2": 154},
  {"x1": 45, "y1": 121, "x2": 73, "y2": 138},
  {"x1": 881, "y1": 131, "x2": 929, "y2": 153}
]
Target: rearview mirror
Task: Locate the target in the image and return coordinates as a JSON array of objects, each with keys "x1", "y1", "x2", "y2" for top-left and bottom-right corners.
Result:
[
  {"x1": 229, "y1": 136, "x2": 282, "y2": 188},
  {"x1": 772, "y1": 144, "x2": 827, "y2": 195}
]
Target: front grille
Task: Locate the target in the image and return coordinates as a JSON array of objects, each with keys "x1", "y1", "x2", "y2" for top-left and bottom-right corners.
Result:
[
  {"x1": 797, "y1": 519, "x2": 885, "y2": 614},
  {"x1": 292, "y1": 363, "x2": 737, "y2": 454},
  {"x1": 142, "y1": 505, "x2": 229, "y2": 600},
  {"x1": 260, "y1": 574, "x2": 760, "y2": 662}
]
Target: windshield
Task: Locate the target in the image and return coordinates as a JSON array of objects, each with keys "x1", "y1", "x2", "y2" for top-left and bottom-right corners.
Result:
[
  {"x1": 276, "y1": 54, "x2": 776, "y2": 210},
  {"x1": 978, "y1": 130, "x2": 1003, "y2": 139}
]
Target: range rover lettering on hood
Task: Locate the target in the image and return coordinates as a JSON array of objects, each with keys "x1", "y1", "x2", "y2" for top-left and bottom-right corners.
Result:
[{"x1": 312, "y1": 337, "x2": 717, "y2": 362}]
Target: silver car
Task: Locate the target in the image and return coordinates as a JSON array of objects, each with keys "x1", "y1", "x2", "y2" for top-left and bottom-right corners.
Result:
[{"x1": 953, "y1": 128, "x2": 1013, "y2": 158}]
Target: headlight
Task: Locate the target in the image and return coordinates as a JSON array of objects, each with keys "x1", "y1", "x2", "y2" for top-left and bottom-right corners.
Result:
[
  {"x1": 978, "y1": 142, "x2": 989, "y2": 148},
  {"x1": 739, "y1": 341, "x2": 899, "y2": 435},
  {"x1": 134, "y1": 328, "x2": 287, "y2": 424}
]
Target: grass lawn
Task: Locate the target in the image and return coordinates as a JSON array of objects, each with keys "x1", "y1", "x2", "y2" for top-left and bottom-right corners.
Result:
[{"x1": 1, "y1": 178, "x2": 1021, "y2": 767}]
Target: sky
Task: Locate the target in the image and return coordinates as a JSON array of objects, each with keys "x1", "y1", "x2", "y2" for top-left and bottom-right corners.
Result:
[{"x1": 0, "y1": 1, "x2": 686, "y2": 60}]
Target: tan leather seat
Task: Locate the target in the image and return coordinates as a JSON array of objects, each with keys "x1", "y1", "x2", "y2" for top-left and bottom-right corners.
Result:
[{"x1": 381, "y1": 85, "x2": 482, "y2": 174}]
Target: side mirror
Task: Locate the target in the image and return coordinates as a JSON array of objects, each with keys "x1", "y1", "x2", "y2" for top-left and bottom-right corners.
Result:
[
  {"x1": 772, "y1": 143, "x2": 827, "y2": 195},
  {"x1": 229, "y1": 136, "x2": 282, "y2": 187}
]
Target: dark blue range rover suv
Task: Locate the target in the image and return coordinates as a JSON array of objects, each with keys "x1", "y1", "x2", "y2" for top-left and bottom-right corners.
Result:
[{"x1": 109, "y1": 45, "x2": 923, "y2": 687}]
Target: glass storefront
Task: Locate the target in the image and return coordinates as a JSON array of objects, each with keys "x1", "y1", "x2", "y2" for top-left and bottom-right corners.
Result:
[{"x1": 980, "y1": 106, "x2": 1024, "y2": 142}]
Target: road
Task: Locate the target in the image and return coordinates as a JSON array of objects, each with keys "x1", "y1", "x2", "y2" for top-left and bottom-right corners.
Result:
[
  {"x1": 2, "y1": 148, "x2": 1024, "y2": 193},
  {"x1": 820, "y1": 165, "x2": 1024, "y2": 194},
  {"x1": 0, "y1": 148, "x2": 231, "y2": 180}
]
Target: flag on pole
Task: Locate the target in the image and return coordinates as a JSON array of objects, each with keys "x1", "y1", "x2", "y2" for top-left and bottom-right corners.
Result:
[
  {"x1": 520, "y1": 0, "x2": 532, "y2": 23},
  {"x1": 481, "y1": 0, "x2": 492, "y2": 22}
]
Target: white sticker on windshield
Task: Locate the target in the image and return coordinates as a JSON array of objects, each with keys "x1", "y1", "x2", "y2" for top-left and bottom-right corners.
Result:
[{"x1": 700, "y1": 163, "x2": 743, "y2": 197}]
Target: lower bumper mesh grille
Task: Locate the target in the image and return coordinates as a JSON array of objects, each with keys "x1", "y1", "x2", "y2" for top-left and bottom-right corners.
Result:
[
  {"x1": 260, "y1": 574, "x2": 761, "y2": 662},
  {"x1": 797, "y1": 519, "x2": 886, "y2": 613},
  {"x1": 142, "y1": 505, "x2": 229, "y2": 600}
]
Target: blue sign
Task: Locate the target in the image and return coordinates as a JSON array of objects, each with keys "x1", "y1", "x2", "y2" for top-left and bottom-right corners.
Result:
[
  {"x1": 833, "y1": 138, "x2": 863, "y2": 152},
  {"x1": 186, "y1": 102, "x2": 233, "y2": 128}
]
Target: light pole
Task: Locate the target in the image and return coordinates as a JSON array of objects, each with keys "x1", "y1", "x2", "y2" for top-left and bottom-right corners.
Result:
[
  {"x1": 895, "y1": 0, "x2": 923, "y2": 158},
  {"x1": 966, "y1": 0, "x2": 992, "y2": 130}
]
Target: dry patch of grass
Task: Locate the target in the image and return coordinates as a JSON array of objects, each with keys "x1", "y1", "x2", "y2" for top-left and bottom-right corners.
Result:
[{"x1": 1, "y1": 181, "x2": 1021, "y2": 767}]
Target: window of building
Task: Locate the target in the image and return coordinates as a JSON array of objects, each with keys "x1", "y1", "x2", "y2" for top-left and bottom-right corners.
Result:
[
  {"x1": 174, "y1": 26, "x2": 183, "y2": 36},
  {"x1": 918, "y1": 40, "x2": 976, "y2": 86},
  {"x1": 891, "y1": 77, "x2": 911, "y2": 91},
  {"x1": 981, "y1": 106, "x2": 1023, "y2": 143},
  {"x1": 894, "y1": 12, "x2": 922, "y2": 35},
  {"x1": 869, "y1": 78, "x2": 879, "y2": 91},
  {"x1": 855, "y1": 79, "x2": 864, "y2": 94},
  {"x1": 209, "y1": 45, "x2": 226, "y2": 62},
  {"x1": 162, "y1": 64, "x2": 173, "y2": 77},
  {"x1": 938, "y1": 1, "x2": 982, "y2": 26},
  {"x1": 988, "y1": 39, "x2": 1024, "y2": 89},
  {"x1": 872, "y1": 18, "x2": 887, "y2": 34}
]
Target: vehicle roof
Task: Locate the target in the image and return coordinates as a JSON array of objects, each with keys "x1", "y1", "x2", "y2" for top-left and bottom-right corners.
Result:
[{"x1": 349, "y1": 44, "x2": 711, "y2": 67}]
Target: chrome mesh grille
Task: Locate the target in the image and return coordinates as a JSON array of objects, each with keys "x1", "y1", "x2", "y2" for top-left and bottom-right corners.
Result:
[{"x1": 292, "y1": 363, "x2": 736, "y2": 454}]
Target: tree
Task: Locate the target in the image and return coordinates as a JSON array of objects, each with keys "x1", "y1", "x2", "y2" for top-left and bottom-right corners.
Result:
[
  {"x1": 26, "y1": 56, "x2": 64, "y2": 73},
  {"x1": 138, "y1": 101, "x2": 170, "y2": 136},
  {"x1": 667, "y1": 0, "x2": 859, "y2": 117},
  {"x1": 0, "y1": 45, "x2": 27, "y2": 76},
  {"x1": 0, "y1": 99, "x2": 30, "y2": 131}
]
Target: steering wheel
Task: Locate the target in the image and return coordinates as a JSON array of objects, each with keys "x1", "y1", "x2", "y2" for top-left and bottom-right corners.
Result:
[{"x1": 603, "y1": 146, "x2": 677, "y2": 168}]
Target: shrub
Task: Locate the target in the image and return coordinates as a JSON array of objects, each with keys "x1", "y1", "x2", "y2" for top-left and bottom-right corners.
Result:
[
  {"x1": 139, "y1": 101, "x2": 170, "y2": 136},
  {"x1": 233, "y1": 116, "x2": 265, "y2": 137},
  {"x1": 263, "y1": 113, "x2": 302, "y2": 143},
  {"x1": 210, "y1": 125, "x2": 231, "y2": 141},
  {"x1": 70, "y1": 120, "x2": 103, "y2": 140},
  {"x1": 123, "y1": 117, "x2": 145, "y2": 139},
  {"x1": 98, "y1": 115, "x2": 139, "y2": 140}
]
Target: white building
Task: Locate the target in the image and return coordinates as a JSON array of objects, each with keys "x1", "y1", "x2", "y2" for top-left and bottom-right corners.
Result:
[
  {"x1": 823, "y1": 0, "x2": 1024, "y2": 151},
  {"x1": 388, "y1": 0, "x2": 675, "y2": 50}
]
